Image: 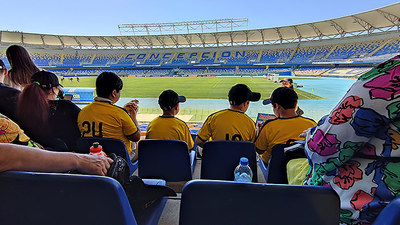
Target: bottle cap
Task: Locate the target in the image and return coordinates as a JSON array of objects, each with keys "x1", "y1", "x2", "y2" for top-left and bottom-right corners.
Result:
[
  {"x1": 93, "y1": 142, "x2": 99, "y2": 148},
  {"x1": 240, "y1": 157, "x2": 249, "y2": 166},
  {"x1": 90, "y1": 142, "x2": 102, "y2": 153}
]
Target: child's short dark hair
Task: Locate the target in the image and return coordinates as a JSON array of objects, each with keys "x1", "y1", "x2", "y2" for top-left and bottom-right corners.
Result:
[
  {"x1": 270, "y1": 87, "x2": 298, "y2": 109},
  {"x1": 96, "y1": 72, "x2": 123, "y2": 98}
]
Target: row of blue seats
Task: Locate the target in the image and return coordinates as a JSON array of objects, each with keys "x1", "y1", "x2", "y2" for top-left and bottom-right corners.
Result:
[{"x1": 2, "y1": 38, "x2": 397, "y2": 68}]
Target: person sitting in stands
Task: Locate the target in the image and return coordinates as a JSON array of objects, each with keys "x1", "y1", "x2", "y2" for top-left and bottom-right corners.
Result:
[
  {"x1": 4, "y1": 45, "x2": 40, "y2": 90},
  {"x1": 195, "y1": 84, "x2": 260, "y2": 148},
  {"x1": 0, "y1": 59, "x2": 20, "y2": 121},
  {"x1": 77, "y1": 72, "x2": 140, "y2": 161},
  {"x1": 255, "y1": 87, "x2": 316, "y2": 168},
  {"x1": 16, "y1": 71, "x2": 81, "y2": 151},
  {"x1": 303, "y1": 55, "x2": 400, "y2": 224},
  {"x1": 146, "y1": 90, "x2": 194, "y2": 150},
  {"x1": 0, "y1": 143, "x2": 112, "y2": 175},
  {"x1": 0, "y1": 113, "x2": 40, "y2": 148}
]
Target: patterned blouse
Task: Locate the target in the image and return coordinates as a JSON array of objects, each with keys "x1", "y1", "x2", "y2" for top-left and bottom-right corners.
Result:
[
  {"x1": 0, "y1": 113, "x2": 38, "y2": 147},
  {"x1": 304, "y1": 55, "x2": 400, "y2": 224}
]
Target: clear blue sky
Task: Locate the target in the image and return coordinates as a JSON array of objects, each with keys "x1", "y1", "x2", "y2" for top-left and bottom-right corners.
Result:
[{"x1": 1, "y1": 0, "x2": 399, "y2": 36}]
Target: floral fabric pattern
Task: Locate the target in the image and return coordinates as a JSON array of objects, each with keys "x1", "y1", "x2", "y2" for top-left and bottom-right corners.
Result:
[
  {"x1": 0, "y1": 113, "x2": 38, "y2": 147},
  {"x1": 304, "y1": 55, "x2": 400, "y2": 225}
]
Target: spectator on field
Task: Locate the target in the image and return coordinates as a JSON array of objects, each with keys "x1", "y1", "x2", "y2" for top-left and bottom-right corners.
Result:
[
  {"x1": 146, "y1": 90, "x2": 194, "y2": 150},
  {"x1": 16, "y1": 71, "x2": 81, "y2": 151},
  {"x1": 255, "y1": 87, "x2": 316, "y2": 184},
  {"x1": 0, "y1": 59, "x2": 20, "y2": 121},
  {"x1": 0, "y1": 143, "x2": 113, "y2": 175},
  {"x1": 255, "y1": 87, "x2": 315, "y2": 164},
  {"x1": 77, "y1": 72, "x2": 140, "y2": 161},
  {"x1": 5, "y1": 45, "x2": 40, "y2": 90},
  {"x1": 303, "y1": 55, "x2": 400, "y2": 224},
  {"x1": 195, "y1": 84, "x2": 260, "y2": 148}
]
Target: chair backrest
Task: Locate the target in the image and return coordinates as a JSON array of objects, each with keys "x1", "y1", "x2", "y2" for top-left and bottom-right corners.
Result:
[
  {"x1": 201, "y1": 141, "x2": 257, "y2": 182},
  {"x1": 373, "y1": 196, "x2": 400, "y2": 225},
  {"x1": 76, "y1": 137, "x2": 138, "y2": 174},
  {"x1": 0, "y1": 171, "x2": 137, "y2": 225},
  {"x1": 138, "y1": 139, "x2": 192, "y2": 182},
  {"x1": 265, "y1": 143, "x2": 293, "y2": 184},
  {"x1": 179, "y1": 180, "x2": 340, "y2": 225}
]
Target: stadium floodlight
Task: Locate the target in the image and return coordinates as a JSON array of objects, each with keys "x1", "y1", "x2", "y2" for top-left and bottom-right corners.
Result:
[{"x1": 118, "y1": 18, "x2": 248, "y2": 36}]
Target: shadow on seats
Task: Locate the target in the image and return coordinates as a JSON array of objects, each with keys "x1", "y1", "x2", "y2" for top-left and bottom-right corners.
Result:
[{"x1": 179, "y1": 180, "x2": 340, "y2": 225}]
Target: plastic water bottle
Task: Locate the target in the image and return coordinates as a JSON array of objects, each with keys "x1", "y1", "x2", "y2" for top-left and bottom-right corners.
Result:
[
  {"x1": 89, "y1": 142, "x2": 107, "y2": 157},
  {"x1": 234, "y1": 157, "x2": 253, "y2": 183}
]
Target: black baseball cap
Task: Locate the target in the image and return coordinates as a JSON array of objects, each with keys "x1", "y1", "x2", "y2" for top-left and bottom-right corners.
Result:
[
  {"x1": 0, "y1": 59, "x2": 5, "y2": 70},
  {"x1": 31, "y1": 70, "x2": 62, "y2": 90},
  {"x1": 158, "y1": 90, "x2": 186, "y2": 111},
  {"x1": 262, "y1": 87, "x2": 298, "y2": 109},
  {"x1": 228, "y1": 84, "x2": 261, "y2": 105},
  {"x1": 279, "y1": 78, "x2": 293, "y2": 83}
]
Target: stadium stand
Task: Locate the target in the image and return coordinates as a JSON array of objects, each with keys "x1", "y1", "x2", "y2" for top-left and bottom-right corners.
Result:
[
  {"x1": 31, "y1": 52, "x2": 61, "y2": 67},
  {"x1": 62, "y1": 53, "x2": 93, "y2": 66},
  {"x1": 260, "y1": 49, "x2": 293, "y2": 63},
  {"x1": 322, "y1": 67, "x2": 373, "y2": 77},
  {"x1": 237, "y1": 67, "x2": 265, "y2": 75},
  {"x1": 180, "y1": 68, "x2": 205, "y2": 75},
  {"x1": 147, "y1": 68, "x2": 173, "y2": 76},
  {"x1": 206, "y1": 68, "x2": 235, "y2": 75},
  {"x1": 294, "y1": 66, "x2": 332, "y2": 76},
  {"x1": 327, "y1": 40, "x2": 386, "y2": 60},
  {"x1": 92, "y1": 53, "x2": 120, "y2": 66}
]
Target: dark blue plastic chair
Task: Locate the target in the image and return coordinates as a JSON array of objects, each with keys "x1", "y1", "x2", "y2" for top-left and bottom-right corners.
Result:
[
  {"x1": 138, "y1": 139, "x2": 193, "y2": 182},
  {"x1": 201, "y1": 141, "x2": 258, "y2": 182},
  {"x1": 76, "y1": 137, "x2": 138, "y2": 175},
  {"x1": 179, "y1": 180, "x2": 340, "y2": 225},
  {"x1": 259, "y1": 143, "x2": 290, "y2": 184},
  {"x1": 373, "y1": 196, "x2": 400, "y2": 225},
  {"x1": 259, "y1": 143, "x2": 303, "y2": 184},
  {"x1": 0, "y1": 171, "x2": 167, "y2": 225}
]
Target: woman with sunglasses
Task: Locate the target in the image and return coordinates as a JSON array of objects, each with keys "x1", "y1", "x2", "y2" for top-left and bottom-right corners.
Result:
[{"x1": 16, "y1": 71, "x2": 81, "y2": 151}]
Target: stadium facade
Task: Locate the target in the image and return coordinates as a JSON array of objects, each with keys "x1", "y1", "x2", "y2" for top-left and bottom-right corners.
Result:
[{"x1": 0, "y1": 3, "x2": 399, "y2": 78}]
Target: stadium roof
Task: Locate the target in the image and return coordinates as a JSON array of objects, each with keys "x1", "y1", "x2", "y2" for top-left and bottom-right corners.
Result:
[{"x1": 1, "y1": 3, "x2": 399, "y2": 50}]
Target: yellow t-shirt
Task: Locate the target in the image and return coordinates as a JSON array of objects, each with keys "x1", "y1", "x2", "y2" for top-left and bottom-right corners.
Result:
[
  {"x1": 146, "y1": 116, "x2": 194, "y2": 150},
  {"x1": 197, "y1": 109, "x2": 256, "y2": 142},
  {"x1": 77, "y1": 100, "x2": 139, "y2": 154},
  {"x1": 255, "y1": 116, "x2": 316, "y2": 163}
]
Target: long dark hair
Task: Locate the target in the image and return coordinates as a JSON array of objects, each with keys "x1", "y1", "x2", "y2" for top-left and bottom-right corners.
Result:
[
  {"x1": 16, "y1": 71, "x2": 59, "y2": 135},
  {"x1": 6, "y1": 45, "x2": 40, "y2": 87}
]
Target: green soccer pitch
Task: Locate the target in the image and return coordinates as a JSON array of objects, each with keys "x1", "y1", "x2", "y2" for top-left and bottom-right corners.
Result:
[{"x1": 62, "y1": 76, "x2": 322, "y2": 100}]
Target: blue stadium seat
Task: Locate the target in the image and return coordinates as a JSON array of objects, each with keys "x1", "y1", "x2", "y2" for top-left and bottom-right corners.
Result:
[
  {"x1": 373, "y1": 196, "x2": 400, "y2": 225},
  {"x1": 0, "y1": 171, "x2": 167, "y2": 225},
  {"x1": 200, "y1": 141, "x2": 257, "y2": 182},
  {"x1": 76, "y1": 137, "x2": 138, "y2": 175},
  {"x1": 179, "y1": 180, "x2": 340, "y2": 225},
  {"x1": 259, "y1": 143, "x2": 294, "y2": 184},
  {"x1": 138, "y1": 139, "x2": 193, "y2": 182}
]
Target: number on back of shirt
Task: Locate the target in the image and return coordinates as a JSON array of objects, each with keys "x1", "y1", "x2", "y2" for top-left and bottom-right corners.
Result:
[
  {"x1": 81, "y1": 121, "x2": 103, "y2": 137},
  {"x1": 225, "y1": 133, "x2": 242, "y2": 141}
]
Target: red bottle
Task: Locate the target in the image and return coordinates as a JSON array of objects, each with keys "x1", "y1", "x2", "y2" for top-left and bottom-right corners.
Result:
[{"x1": 89, "y1": 142, "x2": 107, "y2": 157}]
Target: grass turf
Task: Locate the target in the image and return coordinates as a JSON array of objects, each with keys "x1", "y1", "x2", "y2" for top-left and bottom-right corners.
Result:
[{"x1": 62, "y1": 76, "x2": 323, "y2": 100}]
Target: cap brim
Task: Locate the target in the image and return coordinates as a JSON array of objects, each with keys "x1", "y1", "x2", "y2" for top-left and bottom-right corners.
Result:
[
  {"x1": 263, "y1": 99, "x2": 272, "y2": 105},
  {"x1": 178, "y1": 96, "x2": 186, "y2": 103},
  {"x1": 248, "y1": 92, "x2": 261, "y2": 102}
]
